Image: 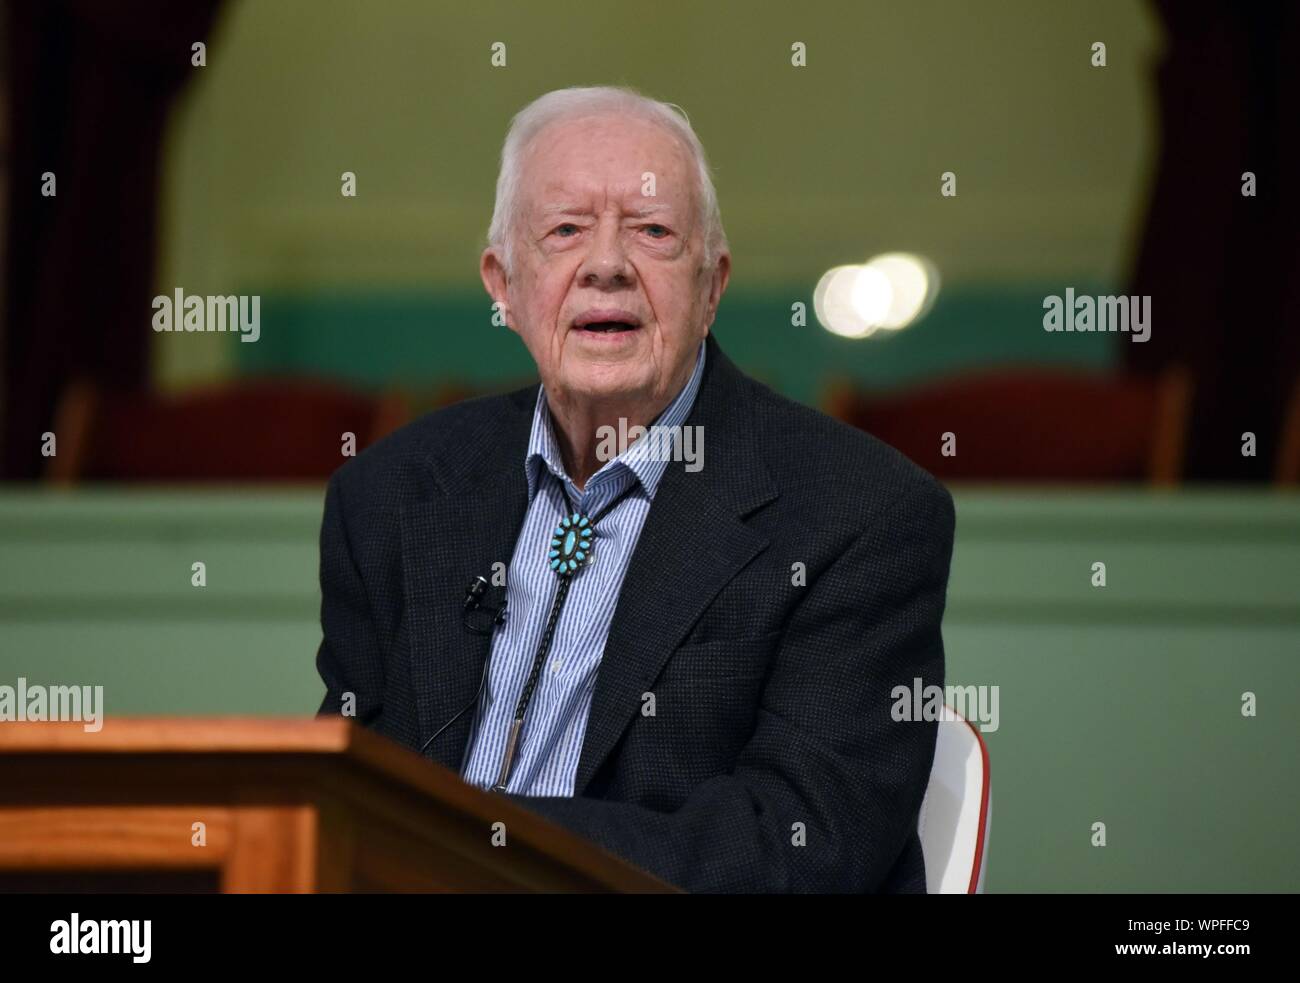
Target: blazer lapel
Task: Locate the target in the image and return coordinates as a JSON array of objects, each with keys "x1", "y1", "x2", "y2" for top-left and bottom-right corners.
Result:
[
  {"x1": 402, "y1": 388, "x2": 534, "y2": 771},
  {"x1": 575, "y1": 334, "x2": 778, "y2": 793}
]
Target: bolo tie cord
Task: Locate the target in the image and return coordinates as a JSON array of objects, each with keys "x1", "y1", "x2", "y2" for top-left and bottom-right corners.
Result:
[{"x1": 489, "y1": 476, "x2": 641, "y2": 792}]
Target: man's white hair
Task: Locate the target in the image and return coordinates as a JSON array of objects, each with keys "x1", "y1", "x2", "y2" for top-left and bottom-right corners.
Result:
[{"x1": 486, "y1": 85, "x2": 728, "y2": 275}]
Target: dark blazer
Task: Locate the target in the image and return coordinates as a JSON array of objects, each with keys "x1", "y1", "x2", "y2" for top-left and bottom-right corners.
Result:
[{"x1": 316, "y1": 331, "x2": 955, "y2": 893}]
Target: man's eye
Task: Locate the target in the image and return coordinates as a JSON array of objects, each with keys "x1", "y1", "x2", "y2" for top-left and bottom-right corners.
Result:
[
  {"x1": 643, "y1": 224, "x2": 670, "y2": 239},
  {"x1": 553, "y1": 223, "x2": 579, "y2": 237}
]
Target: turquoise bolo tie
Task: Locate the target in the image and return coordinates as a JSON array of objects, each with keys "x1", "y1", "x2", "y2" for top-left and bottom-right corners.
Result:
[
  {"x1": 549, "y1": 513, "x2": 594, "y2": 574},
  {"x1": 489, "y1": 478, "x2": 641, "y2": 792}
]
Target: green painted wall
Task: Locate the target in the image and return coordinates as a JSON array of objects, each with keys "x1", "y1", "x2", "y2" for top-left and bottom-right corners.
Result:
[{"x1": 2, "y1": 487, "x2": 1296, "y2": 892}]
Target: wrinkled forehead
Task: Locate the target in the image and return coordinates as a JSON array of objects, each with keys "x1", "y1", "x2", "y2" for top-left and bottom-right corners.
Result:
[{"x1": 517, "y1": 114, "x2": 699, "y2": 220}]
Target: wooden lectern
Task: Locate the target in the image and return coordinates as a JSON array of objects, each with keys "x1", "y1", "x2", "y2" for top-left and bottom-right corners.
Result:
[{"x1": 0, "y1": 717, "x2": 675, "y2": 893}]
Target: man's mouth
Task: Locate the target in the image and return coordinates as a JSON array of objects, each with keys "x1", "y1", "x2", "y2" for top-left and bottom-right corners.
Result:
[{"x1": 572, "y1": 310, "x2": 642, "y2": 334}]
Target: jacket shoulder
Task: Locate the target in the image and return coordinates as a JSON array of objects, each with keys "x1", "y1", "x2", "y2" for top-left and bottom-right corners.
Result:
[
  {"x1": 744, "y1": 376, "x2": 952, "y2": 534},
  {"x1": 328, "y1": 385, "x2": 535, "y2": 505}
]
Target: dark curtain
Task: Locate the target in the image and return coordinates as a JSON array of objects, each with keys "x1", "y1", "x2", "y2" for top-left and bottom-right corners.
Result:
[
  {"x1": 1, "y1": 0, "x2": 223, "y2": 478},
  {"x1": 1126, "y1": 0, "x2": 1300, "y2": 480}
]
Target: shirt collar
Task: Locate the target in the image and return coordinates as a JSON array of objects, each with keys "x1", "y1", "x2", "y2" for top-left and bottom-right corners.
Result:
[{"x1": 525, "y1": 338, "x2": 707, "y2": 504}]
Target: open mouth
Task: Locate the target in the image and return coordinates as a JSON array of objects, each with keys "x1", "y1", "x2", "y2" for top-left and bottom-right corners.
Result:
[
  {"x1": 579, "y1": 321, "x2": 638, "y2": 333},
  {"x1": 572, "y1": 310, "x2": 642, "y2": 335}
]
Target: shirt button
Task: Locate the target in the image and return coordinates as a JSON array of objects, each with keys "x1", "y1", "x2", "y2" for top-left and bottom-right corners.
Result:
[{"x1": 551, "y1": 660, "x2": 561, "y2": 673}]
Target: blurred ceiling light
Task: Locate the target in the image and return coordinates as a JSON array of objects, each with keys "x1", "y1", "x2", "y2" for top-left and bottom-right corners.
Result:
[
  {"x1": 814, "y1": 265, "x2": 873, "y2": 338},
  {"x1": 814, "y1": 252, "x2": 940, "y2": 339}
]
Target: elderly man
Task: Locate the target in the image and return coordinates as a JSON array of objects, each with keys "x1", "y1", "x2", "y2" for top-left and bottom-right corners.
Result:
[{"x1": 315, "y1": 85, "x2": 954, "y2": 893}]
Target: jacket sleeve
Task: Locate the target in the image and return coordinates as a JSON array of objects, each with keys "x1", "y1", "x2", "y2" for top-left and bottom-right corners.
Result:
[
  {"x1": 314, "y1": 471, "x2": 387, "y2": 727},
  {"x1": 505, "y1": 480, "x2": 955, "y2": 893}
]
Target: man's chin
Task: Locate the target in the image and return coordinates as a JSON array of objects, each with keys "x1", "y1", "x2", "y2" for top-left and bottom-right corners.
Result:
[
  {"x1": 556, "y1": 362, "x2": 654, "y2": 405},
  {"x1": 566, "y1": 376, "x2": 651, "y2": 406}
]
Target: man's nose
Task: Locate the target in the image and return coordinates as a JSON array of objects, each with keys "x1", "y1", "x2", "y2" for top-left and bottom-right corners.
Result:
[{"x1": 578, "y1": 220, "x2": 633, "y2": 287}]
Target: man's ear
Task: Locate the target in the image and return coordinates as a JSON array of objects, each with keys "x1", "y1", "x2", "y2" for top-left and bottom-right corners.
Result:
[
  {"x1": 703, "y1": 252, "x2": 731, "y2": 331},
  {"x1": 480, "y1": 246, "x2": 515, "y2": 332}
]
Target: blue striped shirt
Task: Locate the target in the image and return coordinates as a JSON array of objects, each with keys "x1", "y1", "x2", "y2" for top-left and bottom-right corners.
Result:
[{"x1": 459, "y1": 339, "x2": 707, "y2": 795}]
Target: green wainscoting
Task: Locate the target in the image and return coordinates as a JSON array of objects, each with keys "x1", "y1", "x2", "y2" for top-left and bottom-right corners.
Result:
[
  {"x1": 1, "y1": 487, "x2": 1297, "y2": 892},
  {"x1": 231, "y1": 284, "x2": 1117, "y2": 407}
]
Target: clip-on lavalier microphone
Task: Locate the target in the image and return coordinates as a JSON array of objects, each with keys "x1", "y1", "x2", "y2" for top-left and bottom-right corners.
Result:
[
  {"x1": 462, "y1": 575, "x2": 508, "y2": 634},
  {"x1": 418, "y1": 575, "x2": 508, "y2": 759}
]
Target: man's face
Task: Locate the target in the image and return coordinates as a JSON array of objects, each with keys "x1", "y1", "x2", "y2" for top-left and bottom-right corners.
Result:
[{"x1": 481, "y1": 114, "x2": 730, "y2": 410}]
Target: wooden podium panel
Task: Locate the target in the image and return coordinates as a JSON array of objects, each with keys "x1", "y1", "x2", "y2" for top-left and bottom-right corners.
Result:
[{"x1": 0, "y1": 717, "x2": 675, "y2": 893}]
